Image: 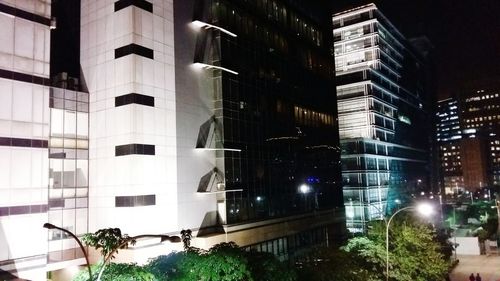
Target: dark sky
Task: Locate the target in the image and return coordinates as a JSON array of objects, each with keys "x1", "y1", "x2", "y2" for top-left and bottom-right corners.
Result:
[
  {"x1": 334, "y1": 0, "x2": 500, "y2": 99},
  {"x1": 51, "y1": 1, "x2": 500, "y2": 99}
]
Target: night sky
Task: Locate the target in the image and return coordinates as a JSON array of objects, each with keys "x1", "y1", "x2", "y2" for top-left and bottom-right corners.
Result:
[
  {"x1": 51, "y1": 0, "x2": 500, "y2": 100},
  {"x1": 334, "y1": 0, "x2": 500, "y2": 99}
]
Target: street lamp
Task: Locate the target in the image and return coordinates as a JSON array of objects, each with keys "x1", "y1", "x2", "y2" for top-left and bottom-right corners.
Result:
[
  {"x1": 43, "y1": 223, "x2": 93, "y2": 281},
  {"x1": 298, "y1": 184, "x2": 310, "y2": 194},
  {"x1": 385, "y1": 202, "x2": 434, "y2": 281}
]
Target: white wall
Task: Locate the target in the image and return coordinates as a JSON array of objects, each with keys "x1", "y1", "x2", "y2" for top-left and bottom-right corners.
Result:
[
  {"x1": 451, "y1": 237, "x2": 481, "y2": 255},
  {"x1": 81, "y1": 0, "x2": 179, "y2": 235},
  {"x1": 0, "y1": 2, "x2": 51, "y2": 279}
]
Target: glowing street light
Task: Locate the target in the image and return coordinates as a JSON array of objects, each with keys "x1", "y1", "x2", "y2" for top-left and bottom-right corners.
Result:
[
  {"x1": 299, "y1": 183, "x2": 310, "y2": 194},
  {"x1": 385, "y1": 202, "x2": 434, "y2": 281},
  {"x1": 43, "y1": 223, "x2": 92, "y2": 281}
]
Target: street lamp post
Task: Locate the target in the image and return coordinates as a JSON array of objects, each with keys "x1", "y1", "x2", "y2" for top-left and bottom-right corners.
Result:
[
  {"x1": 384, "y1": 203, "x2": 434, "y2": 281},
  {"x1": 43, "y1": 223, "x2": 93, "y2": 281}
]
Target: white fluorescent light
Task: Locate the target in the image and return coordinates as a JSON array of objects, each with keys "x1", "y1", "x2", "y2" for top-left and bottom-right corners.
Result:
[
  {"x1": 193, "y1": 62, "x2": 238, "y2": 75},
  {"x1": 195, "y1": 147, "x2": 242, "y2": 152},
  {"x1": 192, "y1": 20, "x2": 237, "y2": 37}
]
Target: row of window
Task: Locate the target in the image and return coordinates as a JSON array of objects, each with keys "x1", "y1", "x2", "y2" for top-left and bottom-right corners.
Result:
[
  {"x1": 0, "y1": 137, "x2": 48, "y2": 148},
  {"x1": 115, "y1": 194, "x2": 156, "y2": 207},
  {"x1": 115, "y1": 144, "x2": 155, "y2": 156},
  {"x1": 0, "y1": 204, "x2": 48, "y2": 217},
  {"x1": 218, "y1": 0, "x2": 323, "y2": 47},
  {"x1": 293, "y1": 105, "x2": 335, "y2": 127}
]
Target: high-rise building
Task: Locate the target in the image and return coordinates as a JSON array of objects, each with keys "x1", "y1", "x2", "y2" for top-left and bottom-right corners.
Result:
[
  {"x1": 332, "y1": 4, "x2": 431, "y2": 232},
  {"x1": 1, "y1": 0, "x2": 345, "y2": 279},
  {"x1": 172, "y1": 0, "x2": 344, "y2": 253},
  {"x1": 460, "y1": 83, "x2": 500, "y2": 189},
  {"x1": 436, "y1": 97, "x2": 464, "y2": 194},
  {"x1": 0, "y1": 0, "x2": 54, "y2": 279},
  {"x1": 436, "y1": 83, "x2": 500, "y2": 196}
]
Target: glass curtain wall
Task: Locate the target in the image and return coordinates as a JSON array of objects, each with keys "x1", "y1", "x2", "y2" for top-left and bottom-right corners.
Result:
[{"x1": 47, "y1": 87, "x2": 89, "y2": 262}]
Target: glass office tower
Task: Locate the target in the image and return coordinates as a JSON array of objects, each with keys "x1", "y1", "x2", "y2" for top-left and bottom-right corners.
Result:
[
  {"x1": 333, "y1": 4, "x2": 431, "y2": 232},
  {"x1": 177, "y1": 0, "x2": 345, "y2": 257}
]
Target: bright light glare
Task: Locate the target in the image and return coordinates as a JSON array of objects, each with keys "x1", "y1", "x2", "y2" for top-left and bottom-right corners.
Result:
[
  {"x1": 299, "y1": 184, "x2": 310, "y2": 194},
  {"x1": 416, "y1": 202, "x2": 434, "y2": 217}
]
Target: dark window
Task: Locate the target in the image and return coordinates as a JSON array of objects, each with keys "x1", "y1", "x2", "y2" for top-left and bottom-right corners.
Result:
[
  {"x1": 114, "y1": 0, "x2": 153, "y2": 13},
  {"x1": 115, "y1": 195, "x2": 156, "y2": 207},
  {"x1": 115, "y1": 144, "x2": 155, "y2": 156},
  {"x1": 9, "y1": 206, "x2": 29, "y2": 215},
  {"x1": 0, "y1": 204, "x2": 49, "y2": 216},
  {"x1": 115, "y1": 44, "x2": 154, "y2": 60},
  {"x1": 49, "y1": 199, "x2": 65, "y2": 208},
  {"x1": 0, "y1": 137, "x2": 48, "y2": 148},
  {"x1": 115, "y1": 93, "x2": 155, "y2": 107},
  {"x1": 12, "y1": 138, "x2": 31, "y2": 147}
]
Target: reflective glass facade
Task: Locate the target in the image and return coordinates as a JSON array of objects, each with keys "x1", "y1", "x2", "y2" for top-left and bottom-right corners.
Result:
[
  {"x1": 47, "y1": 87, "x2": 89, "y2": 262},
  {"x1": 333, "y1": 4, "x2": 431, "y2": 232},
  {"x1": 194, "y1": 0, "x2": 343, "y2": 225}
]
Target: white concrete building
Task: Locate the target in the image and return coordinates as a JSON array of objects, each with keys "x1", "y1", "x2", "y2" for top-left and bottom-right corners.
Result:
[{"x1": 0, "y1": 1, "x2": 346, "y2": 279}]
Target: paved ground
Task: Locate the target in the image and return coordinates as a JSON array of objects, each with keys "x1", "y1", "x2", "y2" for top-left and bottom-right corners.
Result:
[{"x1": 450, "y1": 255, "x2": 500, "y2": 281}]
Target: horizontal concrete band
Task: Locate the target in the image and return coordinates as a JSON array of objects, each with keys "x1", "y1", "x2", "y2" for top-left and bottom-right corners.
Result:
[
  {"x1": 0, "y1": 3, "x2": 50, "y2": 26},
  {"x1": 0, "y1": 68, "x2": 51, "y2": 86}
]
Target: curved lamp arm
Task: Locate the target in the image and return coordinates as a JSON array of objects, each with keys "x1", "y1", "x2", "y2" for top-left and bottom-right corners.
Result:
[{"x1": 43, "y1": 223, "x2": 93, "y2": 281}]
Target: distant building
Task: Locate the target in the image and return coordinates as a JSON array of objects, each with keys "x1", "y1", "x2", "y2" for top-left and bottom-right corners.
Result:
[
  {"x1": 436, "y1": 98, "x2": 464, "y2": 194},
  {"x1": 436, "y1": 82, "x2": 500, "y2": 195},
  {"x1": 460, "y1": 83, "x2": 500, "y2": 188},
  {"x1": 333, "y1": 4, "x2": 432, "y2": 232}
]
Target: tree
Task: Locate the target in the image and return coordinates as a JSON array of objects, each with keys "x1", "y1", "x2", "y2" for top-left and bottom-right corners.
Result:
[
  {"x1": 147, "y1": 242, "x2": 296, "y2": 281},
  {"x1": 297, "y1": 216, "x2": 449, "y2": 281},
  {"x1": 245, "y1": 251, "x2": 296, "y2": 281},
  {"x1": 82, "y1": 228, "x2": 130, "y2": 260},
  {"x1": 180, "y1": 229, "x2": 192, "y2": 250},
  {"x1": 357, "y1": 217, "x2": 449, "y2": 281},
  {"x1": 297, "y1": 245, "x2": 381, "y2": 281},
  {"x1": 181, "y1": 242, "x2": 253, "y2": 281}
]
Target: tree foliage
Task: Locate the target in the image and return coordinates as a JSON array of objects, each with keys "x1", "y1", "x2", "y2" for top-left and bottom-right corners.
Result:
[
  {"x1": 180, "y1": 229, "x2": 192, "y2": 250},
  {"x1": 245, "y1": 251, "x2": 296, "y2": 281},
  {"x1": 297, "y1": 245, "x2": 381, "y2": 281},
  {"x1": 82, "y1": 228, "x2": 131, "y2": 260},
  {"x1": 180, "y1": 242, "x2": 252, "y2": 281},
  {"x1": 298, "y1": 216, "x2": 450, "y2": 281},
  {"x1": 73, "y1": 263, "x2": 155, "y2": 281},
  {"x1": 147, "y1": 242, "x2": 296, "y2": 281}
]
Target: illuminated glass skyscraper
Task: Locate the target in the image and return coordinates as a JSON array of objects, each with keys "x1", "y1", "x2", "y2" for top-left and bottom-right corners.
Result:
[
  {"x1": 332, "y1": 4, "x2": 431, "y2": 232},
  {"x1": 436, "y1": 97, "x2": 464, "y2": 194}
]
